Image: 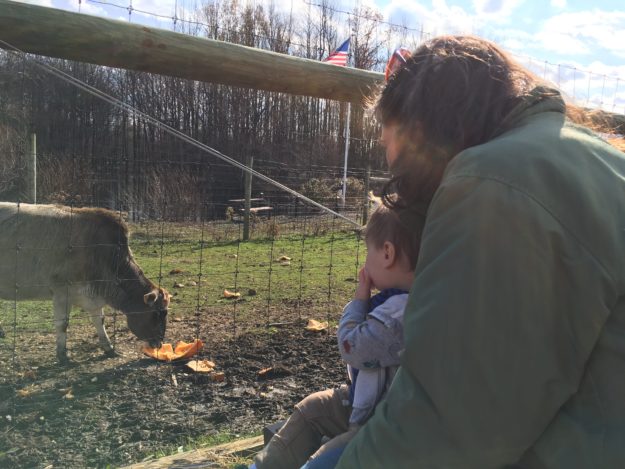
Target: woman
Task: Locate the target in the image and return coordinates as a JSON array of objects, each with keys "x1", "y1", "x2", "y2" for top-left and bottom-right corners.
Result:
[{"x1": 336, "y1": 35, "x2": 625, "y2": 468}]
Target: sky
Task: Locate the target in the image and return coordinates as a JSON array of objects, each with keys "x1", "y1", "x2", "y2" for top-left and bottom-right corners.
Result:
[{"x1": 13, "y1": 0, "x2": 625, "y2": 112}]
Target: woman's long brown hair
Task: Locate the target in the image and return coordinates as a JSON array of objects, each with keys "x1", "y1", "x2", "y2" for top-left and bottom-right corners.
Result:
[{"x1": 374, "y1": 35, "x2": 623, "y2": 209}]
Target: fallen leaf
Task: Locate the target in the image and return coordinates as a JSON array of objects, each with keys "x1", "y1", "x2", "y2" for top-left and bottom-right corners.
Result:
[
  {"x1": 257, "y1": 365, "x2": 292, "y2": 379},
  {"x1": 18, "y1": 370, "x2": 37, "y2": 380},
  {"x1": 223, "y1": 289, "x2": 241, "y2": 299},
  {"x1": 172, "y1": 317, "x2": 182, "y2": 322},
  {"x1": 186, "y1": 359, "x2": 216, "y2": 373},
  {"x1": 17, "y1": 387, "x2": 34, "y2": 398},
  {"x1": 277, "y1": 255, "x2": 291, "y2": 262},
  {"x1": 211, "y1": 372, "x2": 226, "y2": 382},
  {"x1": 174, "y1": 283, "x2": 185, "y2": 288},
  {"x1": 305, "y1": 319, "x2": 328, "y2": 332},
  {"x1": 280, "y1": 260, "x2": 291, "y2": 266},
  {"x1": 169, "y1": 268, "x2": 183, "y2": 275}
]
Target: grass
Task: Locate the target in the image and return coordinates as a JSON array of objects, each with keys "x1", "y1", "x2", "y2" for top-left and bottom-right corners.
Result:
[
  {"x1": 146, "y1": 429, "x2": 260, "y2": 460},
  {"x1": 130, "y1": 216, "x2": 364, "y2": 323}
]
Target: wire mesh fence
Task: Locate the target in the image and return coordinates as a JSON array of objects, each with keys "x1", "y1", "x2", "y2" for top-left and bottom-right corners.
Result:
[{"x1": 0, "y1": 43, "x2": 377, "y2": 467}]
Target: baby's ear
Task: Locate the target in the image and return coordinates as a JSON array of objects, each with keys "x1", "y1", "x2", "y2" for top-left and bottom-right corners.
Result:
[{"x1": 383, "y1": 241, "x2": 397, "y2": 266}]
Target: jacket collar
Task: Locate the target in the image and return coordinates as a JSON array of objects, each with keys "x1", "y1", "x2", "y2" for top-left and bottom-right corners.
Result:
[{"x1": 493, "y1": 86, "x2": 566, "y2": 139}]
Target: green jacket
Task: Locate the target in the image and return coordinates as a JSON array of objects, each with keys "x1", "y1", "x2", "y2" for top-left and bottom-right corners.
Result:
[{"x1": 337, "y1": 89, "x2": 625, "y2": 468}]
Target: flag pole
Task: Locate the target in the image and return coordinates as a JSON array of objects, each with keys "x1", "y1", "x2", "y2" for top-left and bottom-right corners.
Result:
[
  {"x1": 340, "y1": 37, "x2": 352, "y2": 210},
  {"x1": 341, "y1": 102, "x2": 351, "y2": 209}
]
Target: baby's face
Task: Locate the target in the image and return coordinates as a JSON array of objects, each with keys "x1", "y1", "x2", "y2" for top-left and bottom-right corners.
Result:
[{"x1": 364, "y1": 240, "x2": 388, "y2": 290}]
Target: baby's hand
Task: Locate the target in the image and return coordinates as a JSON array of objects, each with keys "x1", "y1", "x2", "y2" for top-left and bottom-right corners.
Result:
[{"x1": 355, "y1": 267, "x2": 372, "y2": 301}]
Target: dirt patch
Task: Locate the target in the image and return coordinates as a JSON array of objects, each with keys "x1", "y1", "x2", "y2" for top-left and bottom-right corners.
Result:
[{"x1": 0, "y1": 317, "x2": 345, "y2": 468}]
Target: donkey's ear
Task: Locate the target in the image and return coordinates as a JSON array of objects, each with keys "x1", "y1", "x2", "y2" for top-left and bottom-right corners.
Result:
[
  {"x1": 144, "y1": 289, "x2": 159, "y2": 306},
  {"x1": 159, "y1": 287, "x2": 171, "y2": 307}
]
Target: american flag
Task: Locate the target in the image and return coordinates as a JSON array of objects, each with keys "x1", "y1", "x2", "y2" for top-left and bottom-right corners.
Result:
[{"x1": 323, "y1": 38, "x2": 350, "y2": 66}]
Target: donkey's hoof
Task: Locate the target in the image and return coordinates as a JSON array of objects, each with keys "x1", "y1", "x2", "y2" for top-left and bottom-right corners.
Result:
[
  {"x1": 57, "y1": 355, "x2": 71, "y2": 366},
  {"x1": 104, "y1": 348, "x2": 121, "y2": 358}
]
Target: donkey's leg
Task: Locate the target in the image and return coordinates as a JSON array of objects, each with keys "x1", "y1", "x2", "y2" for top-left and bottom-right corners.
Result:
[
  {"x1": 52, "y1": 291, "x2": 71, "y2": 364},
  {"x1": 88, "y1": 308, "x2": 117, "y2": 357}
]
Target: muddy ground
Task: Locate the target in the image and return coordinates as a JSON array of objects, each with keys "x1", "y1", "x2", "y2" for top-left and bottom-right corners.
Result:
[{"x1": 0, "y1": 310, "x2": 345, "y2": 468}]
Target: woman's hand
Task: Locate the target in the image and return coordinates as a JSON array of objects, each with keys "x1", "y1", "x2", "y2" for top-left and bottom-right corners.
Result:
[{"x1": 355, "y1": 267, "x2": 372, "y2": 301}]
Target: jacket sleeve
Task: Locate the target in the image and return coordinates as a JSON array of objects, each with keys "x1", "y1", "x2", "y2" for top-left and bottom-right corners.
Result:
[
  {"x1": 338, "y1": 296, "x2": 406, "y2": 369},
  {"x1": 337, "y1": 174, "x2": 614, "y2": 468}
]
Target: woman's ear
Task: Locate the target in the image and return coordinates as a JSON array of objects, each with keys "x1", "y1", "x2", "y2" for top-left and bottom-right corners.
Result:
[{"x1": 383, "y1": 241, "x2": 397, "y2": 268}]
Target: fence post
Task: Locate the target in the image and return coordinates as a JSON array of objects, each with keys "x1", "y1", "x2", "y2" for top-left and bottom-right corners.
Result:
[
  {"x1": 24, "y1": 132, "x2": 36, "y2": 204},
  {"x1": 362, "y1": 154, "x2": 371, "y2": 225},
  {"x1": 126, "y1": 124, "x2": 135, "y2": 220},
  {"x1": 243, "y1": 155, "x2": 253, "y2": 241}
]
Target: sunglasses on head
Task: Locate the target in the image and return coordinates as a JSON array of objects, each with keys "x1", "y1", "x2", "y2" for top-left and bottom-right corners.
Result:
[{"x1": 384, "y1": 47, "x2": 412, "y2": 82}]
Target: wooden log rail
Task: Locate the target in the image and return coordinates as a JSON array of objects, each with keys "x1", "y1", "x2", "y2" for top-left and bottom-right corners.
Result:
[{"x1": 0, "y1": 0, "x2": 383, "y2": 104}]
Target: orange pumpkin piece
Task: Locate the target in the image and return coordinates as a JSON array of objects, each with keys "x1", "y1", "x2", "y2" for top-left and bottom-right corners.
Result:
[
  {"x1": 142, "y1": 339, "x2": 204, "y2": 361},
  {"x1": 305, "y1": 319, "x2": 328, "y2": 332},
  {"x1": 186, "y1": 359, "x2": 216, "y2": 373},
  {"x1": 223, "y1": 289, "x2": 241, "y2": 299}
]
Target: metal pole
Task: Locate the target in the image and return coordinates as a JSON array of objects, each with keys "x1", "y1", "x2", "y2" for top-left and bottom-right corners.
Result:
[
  {"x1": 25, "y1": 132, "x2": 36, "y2": 204},
  {"x1": 243, "y1": 155, "x2": 253, "y2": 241},
  {"x1": 363, "y1": 154, "x2": 371, "y2": 225},
  {"x1": 341, "y1": 102, "x2": 351, "y2": 209}
]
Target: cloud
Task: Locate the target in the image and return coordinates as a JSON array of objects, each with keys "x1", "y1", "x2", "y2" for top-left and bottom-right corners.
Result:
[
  {"x1": 550, "y1": 0, "x2": 566, "y2": 8},
  {"x1": 512, "y1": 52, "x2": 625, "y2": 111},
  {"x1": 382, "y1": 0, "x2": 475, "y2": 37},
  {"x1": 471, "y1": 0, "x2": 524, "y2": 21},
  {"x1": 18, "y1": 0, "x2": 121, "y2": 22},
  {"x1": 76, "y1": 1, "x2": 110, "y2": 18},
  {"x1": 534, "y1": 29, "x2": 591, "y2": 56},
  {"x1": 135, "y1": 0, "x2": 176, "y2": 9},
  {"x1": 15, "y1": 0, "x2": 54, "y2": 6},
  {"x1": 536, "y1": 10, "x2": 625, "y2": 58}
]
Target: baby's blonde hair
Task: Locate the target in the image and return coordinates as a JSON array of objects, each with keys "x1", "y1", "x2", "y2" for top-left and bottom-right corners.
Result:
[{"x1": 364, "y1": 203, "x2": 426, "y2": 269}]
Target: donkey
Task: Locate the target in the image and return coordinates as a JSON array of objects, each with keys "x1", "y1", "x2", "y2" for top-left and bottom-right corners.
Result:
[{"x1": 0, "y1": 202, "x2": 169, "y2": 363}]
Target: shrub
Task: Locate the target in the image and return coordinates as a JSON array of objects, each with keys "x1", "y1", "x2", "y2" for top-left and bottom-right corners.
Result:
[
  {"x1": 299, "y1": 178, "x2": 335, "y2": 205},
  {"x1": 337, "y1": 177, "x2": 366, "y2": 209},
  {"x1": 265, "y1": 220, "x2": 280, "y2": 238}
]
